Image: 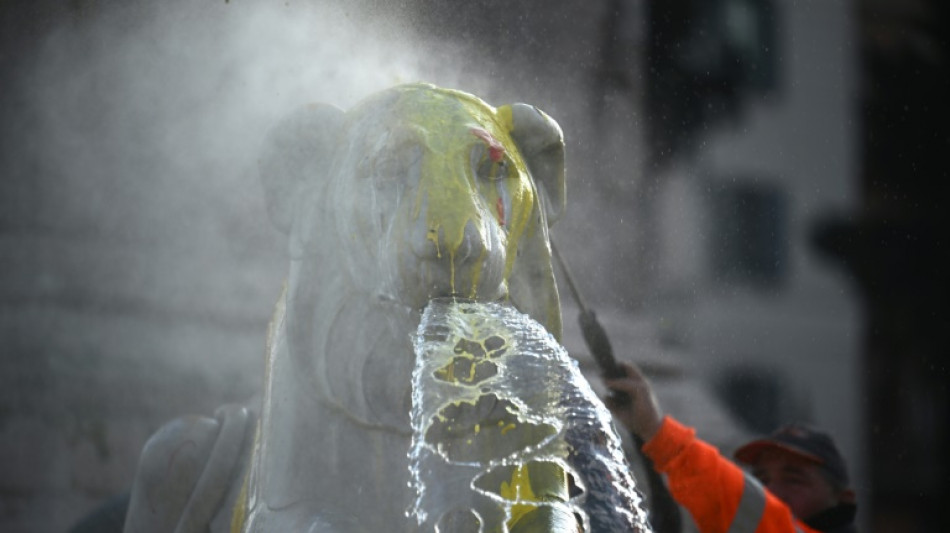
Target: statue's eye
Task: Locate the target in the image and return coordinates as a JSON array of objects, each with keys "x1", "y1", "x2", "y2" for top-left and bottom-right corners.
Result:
[
  {"x1": 489, "y1": 159, "x2": 508, "y2": 181},
  {"x1": 373, "y1": 155, "x2": 399, "y2": 179},
  {"x1": 375, "y1": 144, "x2": 421, "y2": 182},
  {"x1": 470, "y1": 128, "x2": 510, "y2": 182},
  {"x1": 475, "y1": 150, "x2": 509, "y2": 182}
]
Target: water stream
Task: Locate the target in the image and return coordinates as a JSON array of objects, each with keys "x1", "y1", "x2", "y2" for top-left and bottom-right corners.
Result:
[{"x1": 409, "y1": 298, "x2": 651, "y2": 532}]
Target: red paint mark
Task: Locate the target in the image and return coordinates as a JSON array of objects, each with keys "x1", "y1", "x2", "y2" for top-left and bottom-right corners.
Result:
[
  {"x1": 496, "y1": 197, "x2": 506, "y2": 226},
  {"x1": 471, "y1": 128, "x2": 506, "y2": 162}
]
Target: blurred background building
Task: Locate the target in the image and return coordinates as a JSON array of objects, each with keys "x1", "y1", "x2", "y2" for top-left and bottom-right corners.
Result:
[{"x1": 1, "y1": 1, "x2": 946, "y2": 531}]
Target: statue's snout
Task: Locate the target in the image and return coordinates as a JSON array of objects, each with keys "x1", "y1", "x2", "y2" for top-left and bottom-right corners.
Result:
[{"x1": 407, "y1": 196, "x2": 505, "y2": 300}]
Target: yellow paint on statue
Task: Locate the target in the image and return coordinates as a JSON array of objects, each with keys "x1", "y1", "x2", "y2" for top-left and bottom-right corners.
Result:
[
  {"x1": 500, "y1": 464, "x2": 541, "y2": 528},
  {"x1": 499, "y1": 462, "x2": 572, "y2": 531},
  {"x1": 394, "y1": 86, "x2": 538, "y2": 298}
]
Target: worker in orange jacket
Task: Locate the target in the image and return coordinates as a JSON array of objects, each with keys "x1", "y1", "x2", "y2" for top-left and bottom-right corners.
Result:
[{"x1": 604, "y1": 361, "x2": 857, "y2": 533}]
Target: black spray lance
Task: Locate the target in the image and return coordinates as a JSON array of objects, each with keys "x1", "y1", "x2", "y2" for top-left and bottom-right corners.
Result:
[{"x1": 550, "y1": 241, "x2": 626, "y2": 384}]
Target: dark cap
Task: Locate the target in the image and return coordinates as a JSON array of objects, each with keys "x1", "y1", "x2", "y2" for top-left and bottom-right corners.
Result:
[{"x1": 734, "y1": 423, "x2": 850, "y2": 487}]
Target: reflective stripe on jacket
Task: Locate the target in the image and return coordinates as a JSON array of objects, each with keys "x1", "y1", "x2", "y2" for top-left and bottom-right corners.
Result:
[{"x1": 642, "y1": 416, "x2": 814, "y2": 533}]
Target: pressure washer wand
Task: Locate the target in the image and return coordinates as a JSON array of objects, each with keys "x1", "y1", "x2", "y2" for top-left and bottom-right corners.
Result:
[{"x1": 550, "y1": 241, "x2": 625, "y2": 381}]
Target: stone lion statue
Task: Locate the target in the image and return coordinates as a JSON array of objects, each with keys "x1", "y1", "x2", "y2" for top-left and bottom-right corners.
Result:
[{"x1": 123, "y1": 83, "x2": 572, "y2": 532}]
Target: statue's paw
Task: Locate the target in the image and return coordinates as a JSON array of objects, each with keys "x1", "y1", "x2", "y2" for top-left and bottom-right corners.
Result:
[{"x1": 124, "y1": 404, "x2": 249, "y2": 533}]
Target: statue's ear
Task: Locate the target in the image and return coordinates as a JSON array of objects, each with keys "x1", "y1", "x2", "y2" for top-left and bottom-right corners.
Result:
[
  {"x1": 501, "y1": 103, "x2": 566, "y2": 225},
  {"x1": 258, "y1": 104, "x2": 345, "y2": 233}
]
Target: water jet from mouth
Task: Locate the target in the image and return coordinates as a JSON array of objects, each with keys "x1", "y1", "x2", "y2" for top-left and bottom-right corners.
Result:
[{"x1": 410, "y1": 298, "x2": 651, "y2": 532}]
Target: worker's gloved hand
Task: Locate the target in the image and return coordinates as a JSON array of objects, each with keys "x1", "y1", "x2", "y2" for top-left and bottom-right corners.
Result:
[{"x1": 603, "y1": 361, "x2": 664, "y2": 442}]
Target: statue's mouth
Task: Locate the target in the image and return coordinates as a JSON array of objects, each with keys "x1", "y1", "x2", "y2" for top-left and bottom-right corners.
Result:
[{"x1": 380, "y1": 292, "x2": 510, "y2": 316}]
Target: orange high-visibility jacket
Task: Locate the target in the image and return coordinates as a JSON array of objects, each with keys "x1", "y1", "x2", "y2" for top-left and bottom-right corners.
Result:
[{"x1": 642, "y1": 416, "x2": 817, "y2": 533}]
